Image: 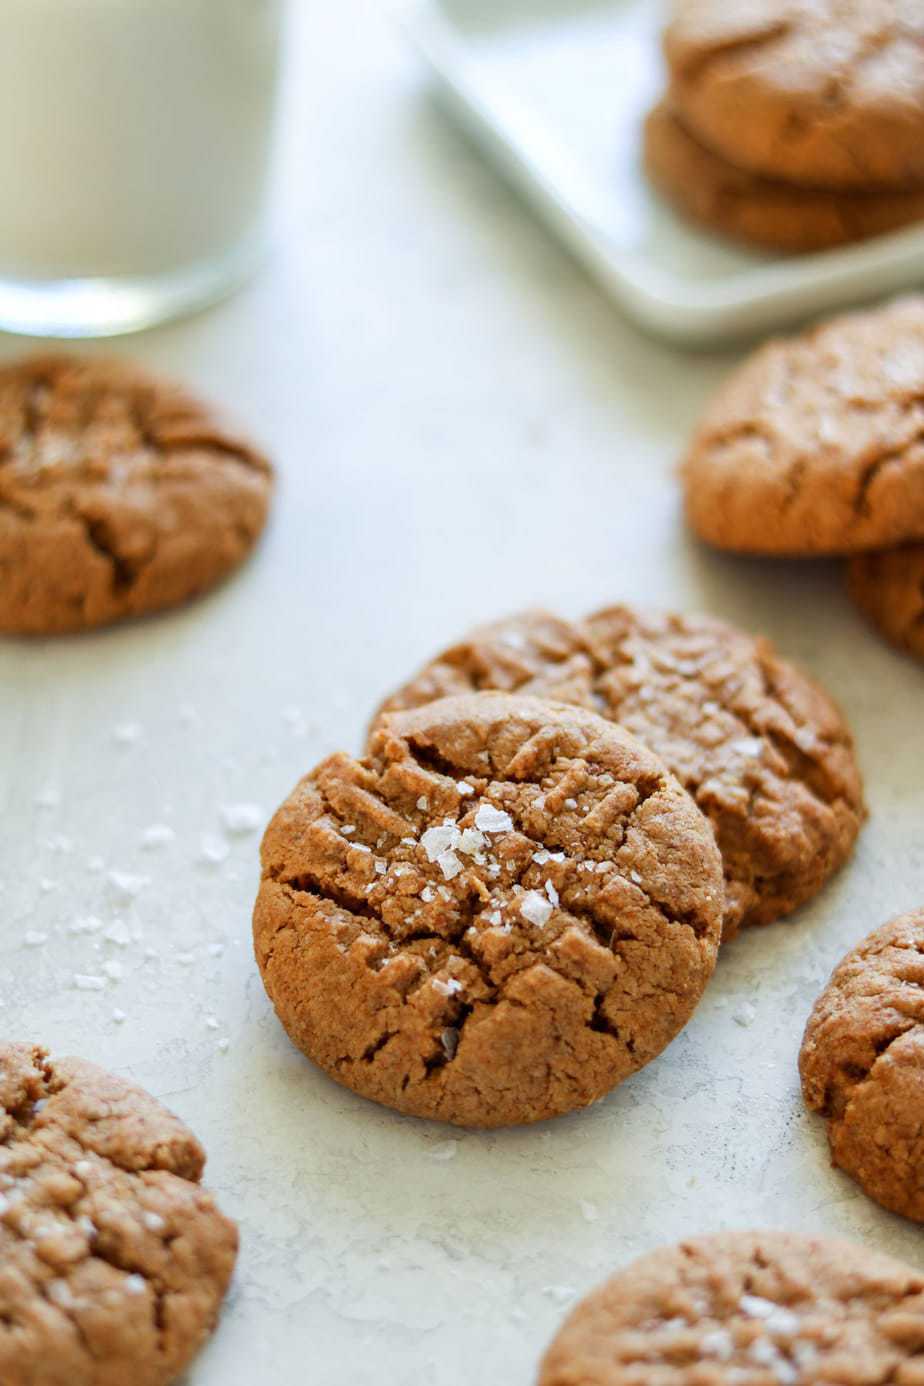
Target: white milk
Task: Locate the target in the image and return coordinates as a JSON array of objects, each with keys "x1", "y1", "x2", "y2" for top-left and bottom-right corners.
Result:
[{"x1": 0, "y1": 0, "x2": 283, "y2": 280}]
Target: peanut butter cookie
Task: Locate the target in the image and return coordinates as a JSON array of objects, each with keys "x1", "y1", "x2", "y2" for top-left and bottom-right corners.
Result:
[
  {"x1": 683, "y1": 296, "x2": 924, "y2": 555},
  {"x1": 375, "y1": 607, "x2": 865, "y2": 937},
  {"x1": 0, "y1": 1043, "x2": 238, "y2": 1386},
  {"x1": 800, "y1": 908, "x2": 924, "y2": 1222},
  {"x1": 0, "y1": 354, "x2": 272, "y2": 634},
  {"x1": 664, "y1": 0, "x2": 924, "y2": 190},
  {"x1": 644, "y1": 101, "x2": 924, "y2": 253},
  {"x1": 847, "y1": 544, "x2": 924, "y2": 662},
  {"x1": 254, "y1": 692, "x2": 724, "y2": 1128},
  {"x1": 539, "y1": 1229, "x2": 924, "y2": 1385}
]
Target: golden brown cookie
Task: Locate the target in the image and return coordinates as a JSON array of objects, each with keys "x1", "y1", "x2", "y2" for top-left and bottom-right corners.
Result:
[
  {"x1": 847, "y1": 544, "x2": 924, "y2": 661},
  {"x1": 643, "y1": 101, "x2": 924, "y2": 253},
  {"x1": 0, "y1": 1043, "x2": 238, "y2": 1386},
  {"x1": 664, "y1": 0, "x2": 924, "y2": 190},
  {"x1": 254, "y1": 691, "x2": 724, "y2": 1128},
  {"x1": 800, "y1": 908, "x2": 924, "y2": 1222},
  {"x1": 374, "y1": 607, "x2": 865, "y2": 937},
  {"x1": 683, "y1": 296, "x2": 924, "y2": 555},
  {"x1": 538, "y1": 1229, "x2": 924, "y2": 1386},
  {"x1": 0, "y1": 354, "x2": 273, "y2": 635}
]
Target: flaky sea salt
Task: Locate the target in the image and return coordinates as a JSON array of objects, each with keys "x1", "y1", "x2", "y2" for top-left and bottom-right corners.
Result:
[
  {"x1": 701, "y1": 1329, "x2": 733, "y2": 1360},
  {"x1": 433, "y1": 977, "x2": 462, "y2": 997},
  {"x1": 730, "y1": 737, "x2": 764, "y2": 759},
  {"x1": 564, "y1": 798, "x2": 578, "y2": 810},
  {"x1": 220, "y1": 802, "x2": 263, "y2": 836},
  {"x1": 420, "y1": 886, "x2": 435, "y2": 903},
  {"x1": 140, "y1": 823, "x2": 175, "y2": 849},
  {"x1": 374, "y1": 858, "x2": 387, "y2": 875},
  {"x1": 456, "y1": 781, "x2": 474, "y2": 796},
  {"x1": 740, "y1": 1295, "x2": 778, "y2": 1320},
  {"x1": 440, "y1": 1027, "x2": 460, "y2": 1060},
  {"x1": 73, "y1": 974, "x2": 105, "y2": 991},
  {"x1": 458, "y1": 828, "x2": 485, "y2": 856},
  {"x1": 521, "y1": 891, "x2": 553, "y2": 927},
  {"x1": 734, "y1": 1002, "x2": 757, "y2": 1028},
  {"x1": 475, "y1": 804, "x2": 513, "y2": 834},
  {"x1": 545, "y1": 880, "x2": 559, "y2": 907},
  {"x1": 437, "y1": 850, "x2": 463, "y2": 881},
  {"x1": 422, "y1": 824, "x2": 460, "y2": 861},
  {"x1": 416, "y1": 796, "x2": 429, "y2": 811},
  {"x1": 143, "y1": 1212, "x2": 165, "y2": 1232},
  {"x1": 125, "y1": 1275, "x2": 146, "y2": 1295}
]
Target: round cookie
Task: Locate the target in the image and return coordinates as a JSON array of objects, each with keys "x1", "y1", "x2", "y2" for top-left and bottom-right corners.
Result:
[
  {"x1": 682, "y1": 296, "x2": 924, "y2": 555},
  {"x1": 254, "y1": 691, "x2": 724, "y2": 1128},
  {"x1": 847, "y1": 544, "x2": 924, "y2": 662},
  {"x1": 538, "y1": 1229, "x2": 924, "y2": 1386},
  {"x1": 664, "y1": 0, "x2": 924, "y2": 190},
  {"x1": 0, "y1": 1043, "x2": 238, "y2": 1386},
  {"x1": 643, "y1": 101, "x2": 924, "y2": 254},
  {"x1": 800, "y1": 908, "x2": 924, "y2": 1221},
  {"x1": 0, "y1": 354, "x2": 273, "y2": 634},
  {"x1": 374, "y1": 607, "x2": 865, "y2": 937}
]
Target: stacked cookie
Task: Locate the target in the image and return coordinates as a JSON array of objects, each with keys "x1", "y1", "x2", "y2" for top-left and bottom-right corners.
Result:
[
  {"x1": 645, "y1": 0, "x2": 924, "y2": 254},
  {"x1": 252, "y1": 604, "x2": 865, "y2": 1129},
  {"x1": 682, "y1": 294, "x2": 924, "y2": 664}
]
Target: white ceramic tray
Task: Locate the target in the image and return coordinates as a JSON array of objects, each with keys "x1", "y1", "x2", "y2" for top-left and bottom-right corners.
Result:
[{"x1": 407, "y1": 0, "x2": 924, "y2": 345}]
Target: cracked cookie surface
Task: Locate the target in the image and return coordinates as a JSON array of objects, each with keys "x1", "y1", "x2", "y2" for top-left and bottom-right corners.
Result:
[
  {"x1": 254, "y1": 691, "x2": 723, "y2": 1128},
  {"x1": 847, "y1": 544, "x2": 924, "y2": 662},
  {"x1": 683, "y1": 296, "x2": 924, "y2": 555},
  {"x1": 800, "y1": 909, "x2": 924, "y2": 1221},
  {"x1": 538, "y1": 1229, "x2": 924, "y2": 1385},
  {"x1": 643, "y1": 100, "x2": 924, "y2": 253},
  {"x1": 0, "y1": 1043, "x2": 237, "y2": 1386},
  {"x1": 0, "y1": 354, "x2": 272, "y2": 634},
  {"x1": 664, "y1": 0, "x2": 924, "y2": 190},
  {"x1": 373, "y1": 608, "x2": 864, "y2": 937}
]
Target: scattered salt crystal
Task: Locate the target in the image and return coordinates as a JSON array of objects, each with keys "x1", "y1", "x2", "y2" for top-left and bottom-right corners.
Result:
[
  {"x1": 545, "y1": 880, "x2": 559, "y2": 907},
  {"x1": 341, "y1": 824, "x2": 356, "y2": 836},
  {"x1": 457, "y1": 828, "x2": 485, "y2": 856},
  {"x1": 420, "y1": 886, "x2": 435, "y2": 903},
  {"x1": 199, "y1": 834, "x2": 229, "y2": 865},
  {"x1": 433, "y1": 978, "x2": 462, "y2": 997},
  {"x1": 544, "y1": 1286, "x2": 577, "y2": 1305},
  {"x1": 140, "y1": 824, "x2": 175, "y2": 850},
  {"x1": 422, "y1": 824, "x2": 460, "y2": 861},
  {"x1": 400, "y1": 835, "x2": 416, "y2": 846},
  {"x1": 564, "y1": 798, "x2": 578, "y2": 810},
  {"x1": 0, "y1": 1194, "x2": 9, "y2": 1215},
  {"x1": 701, "y1": 1329, "x2": 733, "y2": 1360},
  {"x1": 78, "y1": 1215, "x2": 96, "y2": 1237},
  {"x1": 108, "y1": 871, "x2": 148, "y2": 901},
  {"x1": 124, "y1": 1275, "x2": 146, "y2": 1295},
  {"x1": 220, "y1": 802, "x2": 263, "y2": 836},
  {"x1": 205, "y1": 1016, "x2": 219, "y2": 1030},
  {"x1": 102, "y1": 960, "x2": 123, "y2": 982},
  {"x1": 440, "y1": 1027, "x2": 459, "y2": 1060},
  {"x1": 47, "y1": 1280, "x2": 73, "y2": 1308},
  {"x1": 111, "y1": 1009, "x2": 127, "y2": 1024},
  {"x1": 486, "y1": 910, "x2": 502, "y2": 926},
  {"x1": 741, "y1": 1295, "x2": 778, "y2": 1320},
  {"x1": 475, "y1": 804, "x2": 513, "y2": 834},
  {"x1": 521, "y1": 891, "x2": 553, "y2": 927},
  {"x1": 113, "y1": 721, "x2": 142, "y2": 746},
  {"x1": 629, "y1": 869, "x2": 642, "y2": 885},
  {"x1": 580, "y1": 1200, "x2": 598, "y2": 1223},
  {"x1": 374, "y1": 858, "x2": 387, "y2": 875},
  {"x1": 456, "y1": 781, "x2": 474, "y2": 796},
  {"x1": 217, "y1": 1038, "x2": 230, "y2": 1053},
  {"x1": 437, "y1": 850, "x2": 463, "y2": 881},
  {"x1": 428, "y1": 1141, "x2": 458, "y2": 1161},
  {"x1": 351, "y1": 842, "x2": 370, "y2": 854},
  {"x1": 23, "y1": 930, "x2": 48, "y2": 947},
  {"x1": 143, "y1": 1212, "x2": 165, "y2": 1232},
  {"x1": 34, "y1": 787, "x2": 61, "y2": 810},
  {"x1": 417, "y1": 796, "x2": 429, "y2": 811},
  {"x1": 730, "y1": 737, "x2": 763, "y2": 759},
  {"x1": 73, "y1": 974, "x2": 105, "y2": 991},
  {"x1": 734, "y1": 1002, "x2": 757, "y2": 1028},
  {"x1": 75, "y1": 1161, "x2": 93, "y2": 1178}
]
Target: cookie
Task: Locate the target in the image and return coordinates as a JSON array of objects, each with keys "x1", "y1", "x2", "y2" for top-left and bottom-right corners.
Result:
[
  {"x1": 847, "y1": 544, "x2": 924, "y2": 661},
  {"x1": 800, "y1": 909, "x2": 924, "y2": 1221},
  {"x1": 683, "y1": 296, "x2": 924, "y2": 555},
  {"x1": 0, "y1": 354, "x2": 273, "y2": 634},
  {"x1": 0, "y1": 1043, "x2": 237, "y2": 1386},
  {"x1": 664, "y1": 0, "x2": 924, "y2": 190},
  {"x1": 643, "y1": 101, "x2": 924, "y2": 253},
  {"x1": 254, "y1": 691, "x2": 724, "y2": 1128},
  {"x1": 538, "y1": 1229, "x2": 924, "y2": 1386},
  {"x1": 374, "y1": 607, "x2": 865, "y2": 937}
]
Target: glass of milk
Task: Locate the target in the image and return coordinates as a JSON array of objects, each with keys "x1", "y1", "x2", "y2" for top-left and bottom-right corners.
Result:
[{"x1": 0, "y1": 0, "x2": 284, "y2": 337}]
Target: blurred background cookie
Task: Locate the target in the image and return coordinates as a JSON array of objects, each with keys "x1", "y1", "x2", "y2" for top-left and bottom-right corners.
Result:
[
  {"x1": 847, "y1": 544, "x2": 924, "y2": 662},
  {"x1": 0, "y1": 355, "x2": 273, "y2": 635}
]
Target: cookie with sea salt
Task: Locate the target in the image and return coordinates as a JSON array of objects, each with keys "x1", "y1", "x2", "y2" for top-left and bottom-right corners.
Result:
[
  {"x1": 253, "y1": 691, "x2": 724, "y2": 1128},
  {"x1": 538, "y1": 1229, "x2": 924, "y2": 1386},
  {"x1": 0, "y1": 354, "x2": 272, "y2": 634},
  {"x1": 374, "y1": 607, "x2": 865, "y2": 937},
  {"x1": 0, "y1": 1043, "x2": 238, "y2": 1386},
  {"x1": 800, "y1": 908, "x2": 924, "y2": 1222},
  {"x1": 682, "y1": 296, "x2": 924, "y2": 556},
  {"x1": 847, "y1": 544, "x2": 924, "y2": 662}
]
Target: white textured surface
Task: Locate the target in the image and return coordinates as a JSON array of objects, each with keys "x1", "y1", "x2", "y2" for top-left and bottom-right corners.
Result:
[{"x1": 1, "y1": 3, "x2": 923, "y2": 1383}]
